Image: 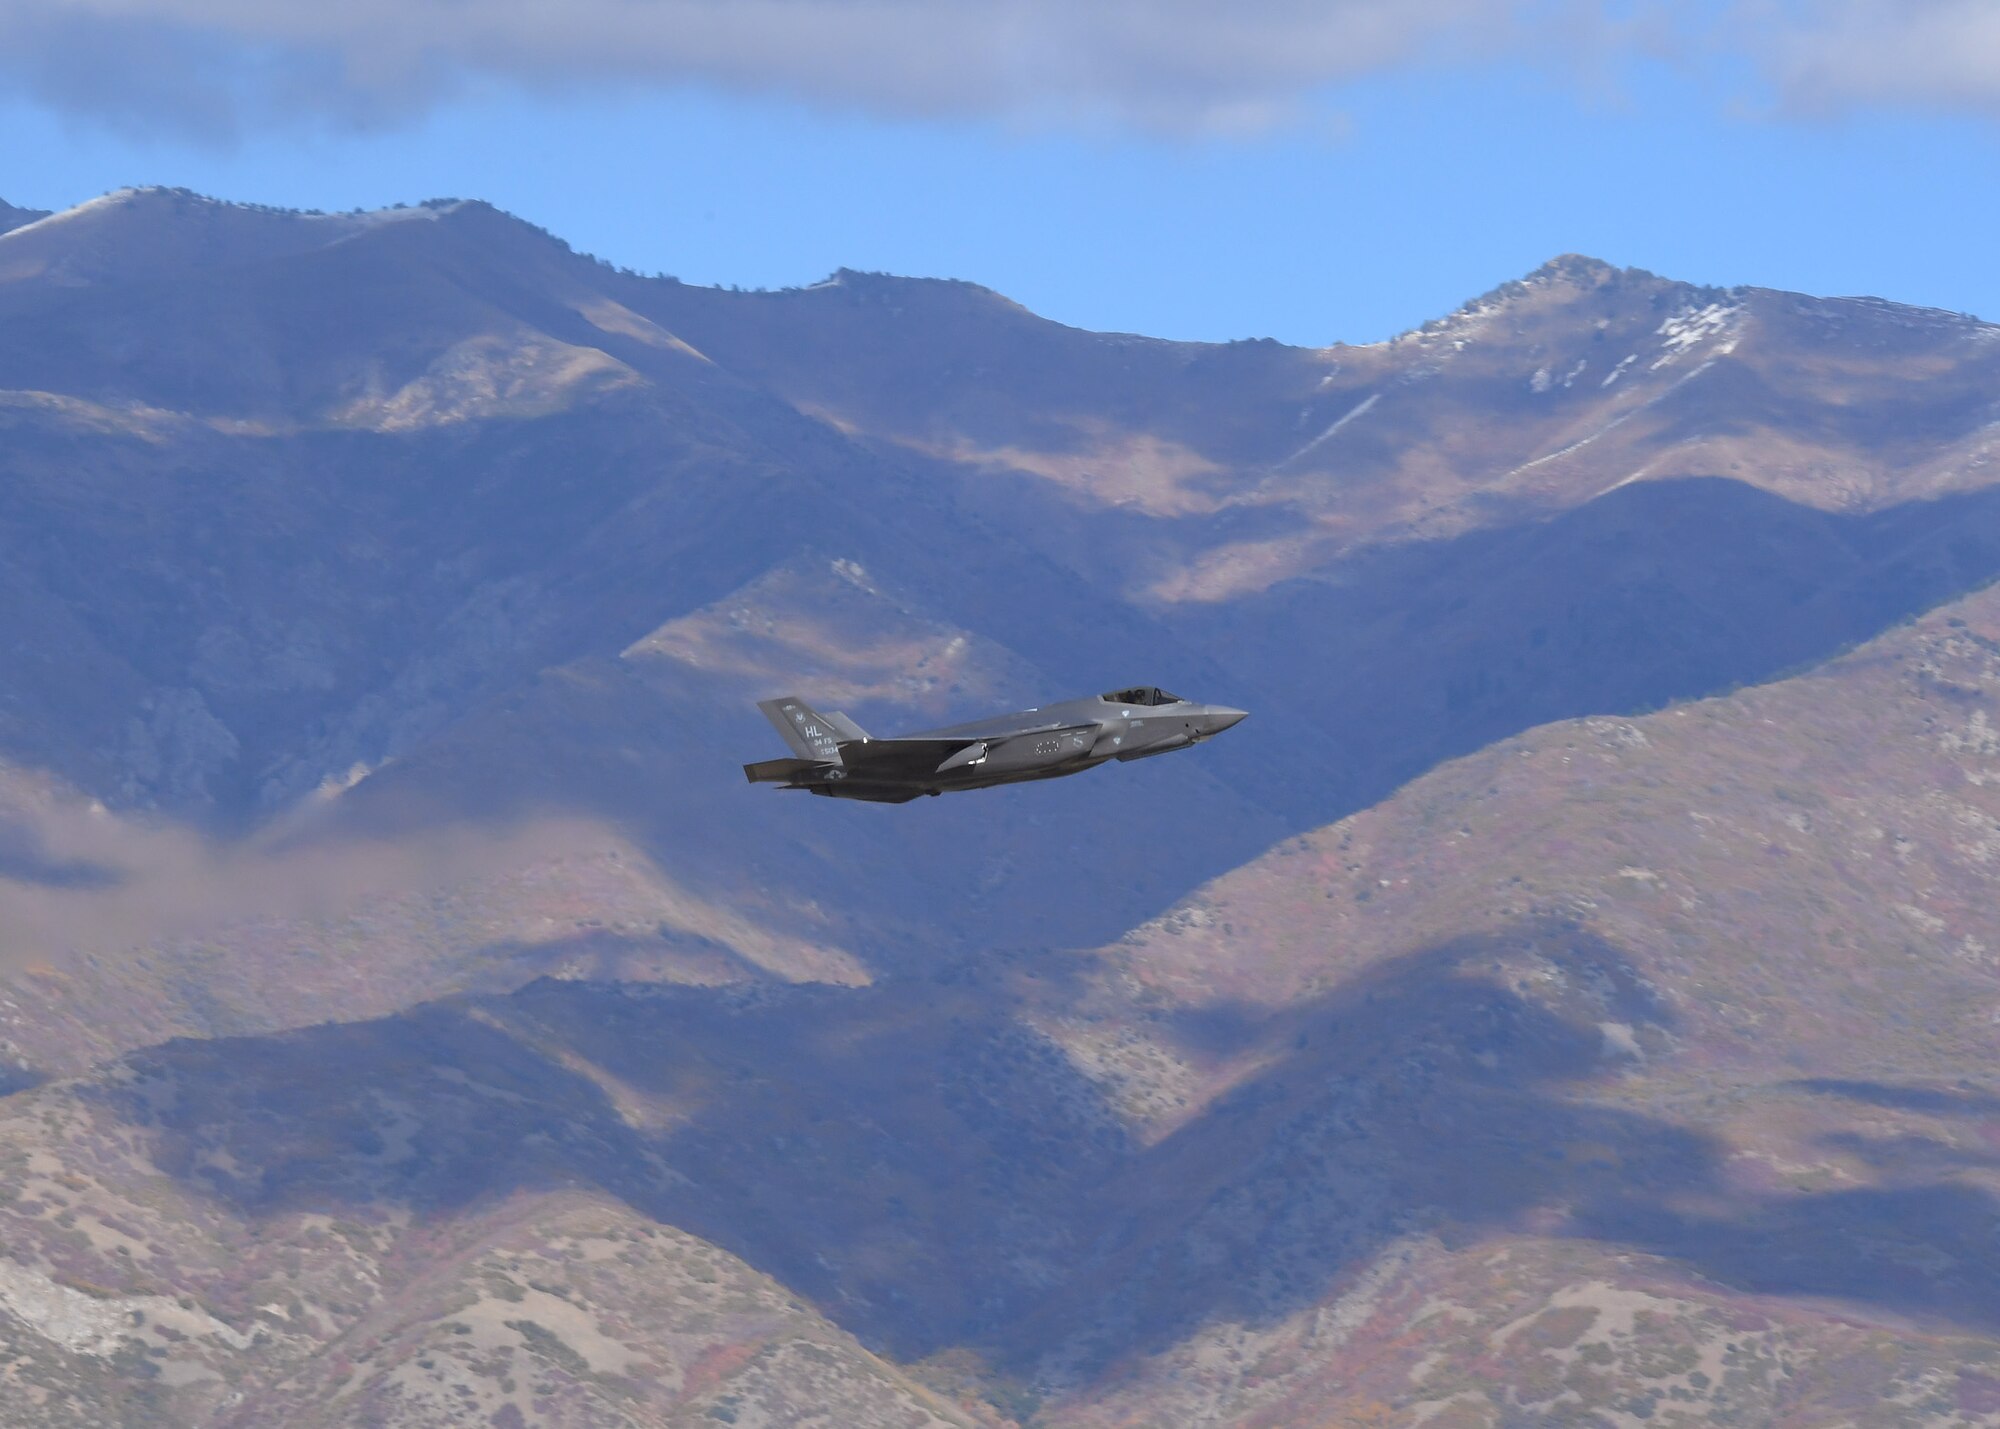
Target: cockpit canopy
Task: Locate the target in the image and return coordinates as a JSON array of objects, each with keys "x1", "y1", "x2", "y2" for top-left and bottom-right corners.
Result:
[{"x1": 1102, "y1": 686, "x2": 1185, "y2": 707}]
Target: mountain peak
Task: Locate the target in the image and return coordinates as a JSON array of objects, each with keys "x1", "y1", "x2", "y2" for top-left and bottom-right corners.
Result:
[
  {"x1": 820, "y1": 267, "x2": 1009, "y2": 299},
  {"x1": 757, "y1": 266, "x2": 1033, "y2": 322},
  {"x1": 1528, "y1": 252, "x2": 1622, "y2": 283},
  {"x1": 1410, "y1": 253, "x2": 1731, "y2": 342},
  {"x1": 6, "y1": 185, "x2": 501, "y2": 239},
  {"x1": 0, "y1": 187, "x2": 549, "y2": 288},
  {"x1": 0, "y1": 198, "x2": 51, "y2": 236}
]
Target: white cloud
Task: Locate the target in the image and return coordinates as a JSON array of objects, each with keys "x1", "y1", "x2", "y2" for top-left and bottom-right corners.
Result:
[
  {"x1": 0, "y1": 0, "x2": 1607, "y2": 140},
  {"x1": 2, "y1": 0, "x2": 1995, "y2": 141},
  {"x1": 1749, "y1": 0, "x2": 2000, "y2": 118}
]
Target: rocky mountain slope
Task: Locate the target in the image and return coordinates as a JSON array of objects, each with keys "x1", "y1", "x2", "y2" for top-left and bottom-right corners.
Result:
[
  {"x1": 7, "y1": 539, "x2": 2000, "y2": 1426},
  {"x1": 0, "y1": 201, "x2": 49, "y2": 236},
  {"x1": 2, "y1": 187, "x2": 2000, "y2": 1425}
]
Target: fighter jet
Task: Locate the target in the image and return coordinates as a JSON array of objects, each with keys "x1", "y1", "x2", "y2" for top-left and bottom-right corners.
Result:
[{"x1": 743, "y1": 687, "x2": 1247, "y2": 803}]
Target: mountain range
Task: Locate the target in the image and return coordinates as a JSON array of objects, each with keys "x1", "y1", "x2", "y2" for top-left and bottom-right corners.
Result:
[{"x1": 1, "y1": 186, "x2": 1999, "y2": 1425}]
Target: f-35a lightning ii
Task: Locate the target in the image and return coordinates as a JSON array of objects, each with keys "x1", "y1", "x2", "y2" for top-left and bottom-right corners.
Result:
[{"x1": 744, "y1": 688, "x2": 1247, "y2": 803}]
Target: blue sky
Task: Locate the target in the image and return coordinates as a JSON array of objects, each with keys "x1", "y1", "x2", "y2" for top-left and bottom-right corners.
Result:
[{"x1": 3, "y1": 1, "x2": 1997, "y2": 345}]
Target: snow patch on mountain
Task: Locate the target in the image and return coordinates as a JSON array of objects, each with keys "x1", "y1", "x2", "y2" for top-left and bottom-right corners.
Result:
[
  {"x1": 1652, "y1": 303, "x2": 1743, "y2": 370},
  {"x1": 1529, "y1": 359, "x2": 1591, "y2": 395},
  {"x1": 1279, "y1": 393, "x2": 1379, "y2": 467}
]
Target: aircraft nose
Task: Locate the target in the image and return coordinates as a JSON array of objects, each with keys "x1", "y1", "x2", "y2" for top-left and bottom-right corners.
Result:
[{"x1": 1204, "y1": 706, "x2": 1248, "y2": 735}]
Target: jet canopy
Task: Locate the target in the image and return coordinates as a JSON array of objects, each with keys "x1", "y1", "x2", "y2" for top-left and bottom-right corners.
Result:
[{"x1": 1101, "y1": 686, "x2": 1185, "y2": 707}]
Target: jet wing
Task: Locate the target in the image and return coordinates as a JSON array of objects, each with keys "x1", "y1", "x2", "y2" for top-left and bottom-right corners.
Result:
[
  {"x1": 845, "y1": 724, "x2": 1099, "y2": 776},
  {"x1": 838, "y1": 737, "x2": 991, "y2": 777}
]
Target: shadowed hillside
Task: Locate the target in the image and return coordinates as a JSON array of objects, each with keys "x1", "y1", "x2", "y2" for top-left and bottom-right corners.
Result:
[{"x1": 6, "y1": 583, "x2": 2000, "y2": 1421}]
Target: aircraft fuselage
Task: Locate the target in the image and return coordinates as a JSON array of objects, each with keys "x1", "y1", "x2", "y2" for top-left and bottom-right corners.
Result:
[{"x1": 743, "y1": 687, "x2": 1247, "y2": 803}]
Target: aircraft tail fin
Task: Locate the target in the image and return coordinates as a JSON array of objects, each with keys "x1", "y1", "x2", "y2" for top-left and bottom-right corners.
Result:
[
  {"x1": 757, "y1": 696, "x2": 845, "y2": 766},
  {"x1": 825, "y1": 711, "x2": 870, "y2": 743}
]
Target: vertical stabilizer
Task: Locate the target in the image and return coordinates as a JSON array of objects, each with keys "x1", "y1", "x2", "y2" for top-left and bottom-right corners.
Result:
[
  {"x1": 825, "y1": 711, "x2": 870, "y2": 743},
  {"x1": 757, "y1": 696, "x2": 845, "y2": 766}
]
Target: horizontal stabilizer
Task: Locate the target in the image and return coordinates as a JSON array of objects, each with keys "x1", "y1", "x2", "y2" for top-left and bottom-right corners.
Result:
[{"x1": 744, "y1": 756, "x2": 826, "y2": 784}]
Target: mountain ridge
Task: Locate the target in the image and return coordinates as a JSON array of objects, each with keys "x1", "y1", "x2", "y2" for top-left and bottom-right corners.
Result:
[
  {"x1": 3, "y1": 185, "x2": 2000, "y2": 1424},
  {"x1": 29, "y1": 183, "x2": 1991, "y2": 346},
  {"x1": 0, "y1": 198, "x2": 51, "y2": 235}
]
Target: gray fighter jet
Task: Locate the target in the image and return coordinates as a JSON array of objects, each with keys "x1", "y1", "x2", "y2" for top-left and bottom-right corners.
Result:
[{"x1": 744, "y1": 687, "x2": 1247, "y2": 803}]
